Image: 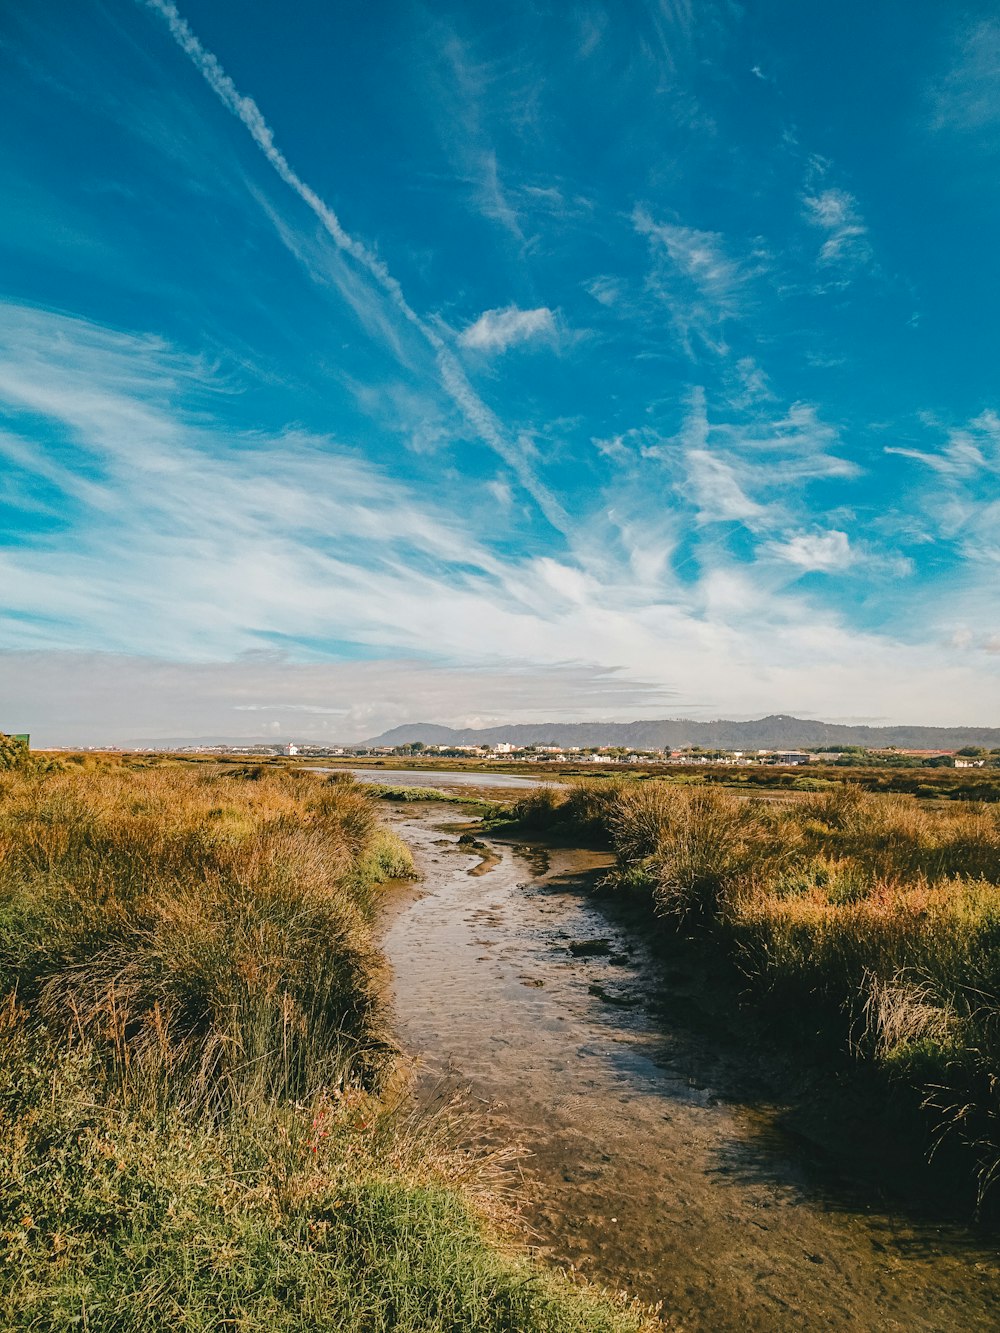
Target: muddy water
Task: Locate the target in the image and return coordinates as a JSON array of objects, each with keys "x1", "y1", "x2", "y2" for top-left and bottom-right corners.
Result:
[
  {"x1": 383, "y1": 806, "x2": 1000, "y2": 1332},
  {"x1": 329, "y1": 767, "x2": 565, "y2": 790}
]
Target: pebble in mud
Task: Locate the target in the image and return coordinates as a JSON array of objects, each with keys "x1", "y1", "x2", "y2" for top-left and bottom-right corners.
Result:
[{"x1": 384, "y1": 806, "x2": 1000, "y2": 1333}]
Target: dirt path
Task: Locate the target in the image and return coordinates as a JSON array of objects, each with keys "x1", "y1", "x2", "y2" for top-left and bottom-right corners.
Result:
[{"x1": 383, "y1": 807, "x2": 1000, "y2": 1331}]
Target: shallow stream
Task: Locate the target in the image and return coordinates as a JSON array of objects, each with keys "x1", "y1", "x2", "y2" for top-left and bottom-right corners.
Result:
[{"x1": 383, "y1": 805, "x2": 1000, "y2": 1331}]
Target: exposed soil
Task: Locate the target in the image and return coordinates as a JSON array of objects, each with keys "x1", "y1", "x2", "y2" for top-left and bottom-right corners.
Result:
[{"x1": 383, "y1": 805, "x2": 1000, "y2": 1332}]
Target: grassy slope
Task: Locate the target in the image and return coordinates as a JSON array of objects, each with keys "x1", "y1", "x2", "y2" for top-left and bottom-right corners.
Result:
[{"x1": 0, "y1": 760, "x2": 654, "y2": 1332}]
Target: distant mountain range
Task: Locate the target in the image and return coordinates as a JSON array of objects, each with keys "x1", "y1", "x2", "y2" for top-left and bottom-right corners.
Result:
[{"x1": 365, "y1": 715, "x2": 1000, "y2": 751}]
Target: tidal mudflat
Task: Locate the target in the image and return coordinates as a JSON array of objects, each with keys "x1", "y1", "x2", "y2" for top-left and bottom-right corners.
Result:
[{"x1": 385, "y1": 804, "x2": 1000, "y2": 1332}]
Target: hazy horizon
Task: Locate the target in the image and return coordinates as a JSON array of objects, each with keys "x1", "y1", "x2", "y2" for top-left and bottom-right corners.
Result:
[{"x1": 5, "y1": 649, "x2": 999, "y2": 750}]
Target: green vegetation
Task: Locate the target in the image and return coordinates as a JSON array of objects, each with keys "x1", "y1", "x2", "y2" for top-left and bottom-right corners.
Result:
[
  {"x1": 657, "y1": 762, "x2": 1000, "y2": 799},
  {"x1": 0, "y1": 761, "x2": 654, "y2": 1331},
  {"x1": 0, "y1": 731, "x2": 60, "y2": 775},
  {"x1": 498, "y1": 780, "x2": 1000, "y2": 1206},
  {"x1": 365, "y1": 781, "x2": 497, "y2": 811},
  {"x1": 500, "y1": 782, "x2": 626, "y2": 841},
  {"x1": 0, "y1": 732, "x2": 31, "y2": 770}
]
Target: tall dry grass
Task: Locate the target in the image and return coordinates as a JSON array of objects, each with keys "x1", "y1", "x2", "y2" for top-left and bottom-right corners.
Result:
[
  {"x1": 0, "y1": 758, "x2": 655, "y2": 1330},
  {"x1": 503, "y1": 777, "x2": 1000, "y2": 1203},
  {"x1": 0, "y1": 763, "x2": 402, "y2": 1103},
  {"x1": 610, "y1": 784, "x2": 795, "y2": 919}
]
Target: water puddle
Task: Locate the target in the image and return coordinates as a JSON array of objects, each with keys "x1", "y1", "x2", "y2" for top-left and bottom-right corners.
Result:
[
  {"x1": 316, "y1": 766, "x2": 565, "y2": 790},
  {"x1": 383, "y1": 806, "x2": 1000, "y2": 1331}
]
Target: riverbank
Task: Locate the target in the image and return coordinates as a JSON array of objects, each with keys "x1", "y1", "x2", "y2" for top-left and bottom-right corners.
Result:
[
  {"x1": 488, "y1": 780, "x2": 1000, "y2": 1211},
  {"x1": 0, "y1": 759, "x2": 655, "y2": 1331}
]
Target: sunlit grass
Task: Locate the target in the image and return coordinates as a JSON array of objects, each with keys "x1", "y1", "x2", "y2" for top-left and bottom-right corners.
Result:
[
  {"x1": 499, "y1": 777, "x2": 1000, "y2": 1203},
  {"x1": 0, "y1": 759, "x2": 654, "y2": 1331}
]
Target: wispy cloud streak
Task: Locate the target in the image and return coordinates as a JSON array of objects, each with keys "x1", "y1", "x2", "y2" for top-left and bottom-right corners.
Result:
[
  {"x1": 633, "y1": 208, "x2": 756, "y2": 356},
  {"x1": 803, "y1": 187, "x2": 869, "y2": 266},
  {"x1": 140, "y1": 0, "x2": 567, "y2": 531},
  {"x1": 931, "y1": 20, "x2": 1000, "y2": 134}
]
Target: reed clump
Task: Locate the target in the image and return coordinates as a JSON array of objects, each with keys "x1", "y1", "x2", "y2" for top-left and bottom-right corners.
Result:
[
  {"x1": 0, "y1": 764, "x2": 394, "y2": 1100},
  {"x1": 0, "y1": 761, "x2": 654, "y2": 1331},
  {"x1": 505, "y1": 779, "x2": 626, "y2": 840}
]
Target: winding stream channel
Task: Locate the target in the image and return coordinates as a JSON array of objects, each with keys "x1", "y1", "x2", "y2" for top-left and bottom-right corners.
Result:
[{"x1": 383, "y1": 802, "x2": 1000, "y2": 1331}]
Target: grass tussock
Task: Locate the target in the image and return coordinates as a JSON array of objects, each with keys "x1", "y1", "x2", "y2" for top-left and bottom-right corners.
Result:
[
  {"x1": 500, "y1": 778, "x2": 1000, "y2": 1205},
  {"x1": 0, "y1": 765, "x2": 397, "y2": 1100},
  {"x1": 505, "y1": 780, "x2": 625, "y2": 841},
  {"x1": 0, "y1": 761, "x2": 653, "y2": 1331}
]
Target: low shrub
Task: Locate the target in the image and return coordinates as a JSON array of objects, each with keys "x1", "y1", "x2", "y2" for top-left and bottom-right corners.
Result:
[{"x1": 506, "y1": 785, "x2": 567, "y2": 830}]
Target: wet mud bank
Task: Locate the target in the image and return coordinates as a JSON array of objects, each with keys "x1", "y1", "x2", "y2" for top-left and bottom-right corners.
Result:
[{"x1": 382, "y1": 805, "x2": 1000, "y2": 1331}]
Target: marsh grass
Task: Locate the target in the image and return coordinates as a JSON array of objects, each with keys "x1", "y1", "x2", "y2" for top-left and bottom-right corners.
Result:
[
  {"x1": 2, "y1": 1017, "x2": 654, "y2": 1331},
  {"x1": 499, "y1": 778, "x2": 1000, "y2": 1203},
  {"x1": 504, "y1": 780, "x2": 625, "y2": 841},
  {"x1": 364, "y1": 782, "x2": 500, "y2": 813},
  {"x1": 0, "y1": 761, "x2": 654, "y2": 1331},
  {"x1": 0, "y1": 765, "x2": 395, "y2": 1102}
]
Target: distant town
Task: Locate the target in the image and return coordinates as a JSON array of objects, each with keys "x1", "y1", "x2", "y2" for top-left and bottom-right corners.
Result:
[{"x1": 67, "y1": 740, "x2": 999, "y2": 769}]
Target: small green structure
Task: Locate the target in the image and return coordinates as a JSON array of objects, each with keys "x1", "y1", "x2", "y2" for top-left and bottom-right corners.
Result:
[
  {"x1": 0, "y1": 733, "x2": 32, "y2": 771},
  {"x1": 11, "y1": 734, "x2": 29, "y2": 747}
]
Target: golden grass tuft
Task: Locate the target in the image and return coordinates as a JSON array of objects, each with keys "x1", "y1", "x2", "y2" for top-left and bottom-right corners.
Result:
[
  {"x1": 0, "y1": 764, "x2": 409, "y2": 1103},
  {"x1": 519, "y1": 777, "x2": 1000, "y2": 1201}
]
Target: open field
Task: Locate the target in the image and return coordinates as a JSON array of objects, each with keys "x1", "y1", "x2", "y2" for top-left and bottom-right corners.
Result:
[
  {"x1": 0, "y1": 755, "x2": 654, "y2": 1331},
  {"x1": 495, "y1": 780, "x2": 1000, "y2": 1207}
]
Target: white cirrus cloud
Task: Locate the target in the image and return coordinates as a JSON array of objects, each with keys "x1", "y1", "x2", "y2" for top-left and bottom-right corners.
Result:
[
  {"x1": 886, "y1": 410, "x2": 1000, "y2": 478},
  {"x1": 458, "y1": 305, "x2": 556, "y2": 353},
  {"x1": 585, "y1": 275, "x2": 623, "y2": 307},
  {"x1": 642, "y1": 389, "x2": 858, "y2": 534},
  {"x1": 802, "y1": 187, "x2": 870, "y2": 268},
  {"x1": 931, "y1": 19, "x2": 1000, "y2": 134},
  {"x1": 632, "y1": 208, "x2": 761, "y2": 357},
  {"x1": 769, "y1": 530, "x2": 853, "y2": 572},
  {"x1": 732, "y1": 355, "x2": 774, "y2": 405},
  {"x1": 633, "y1": 209, "x2": 745, "y2": 309},
  {"x1": 887, "y1": 411, "x2": 1000, "y2": 569},
  {"x1": 685, "y1": 450, "x2": 769, "y2": 526}
]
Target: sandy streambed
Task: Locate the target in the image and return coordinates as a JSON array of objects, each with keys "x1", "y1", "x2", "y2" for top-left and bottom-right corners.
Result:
[{"x1": 382, "y1": 805, "x2": 1000, "y2": 1331}]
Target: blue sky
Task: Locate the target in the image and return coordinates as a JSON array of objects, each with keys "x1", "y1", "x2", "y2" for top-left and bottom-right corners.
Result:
[{"x1": 2, "y1": 0, "x2": 999, "y2": 743}]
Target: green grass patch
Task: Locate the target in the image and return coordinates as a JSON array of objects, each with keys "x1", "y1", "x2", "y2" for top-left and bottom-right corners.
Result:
[{"x1": 364, "y1": 781, "x2": 496, "y2": 807}]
